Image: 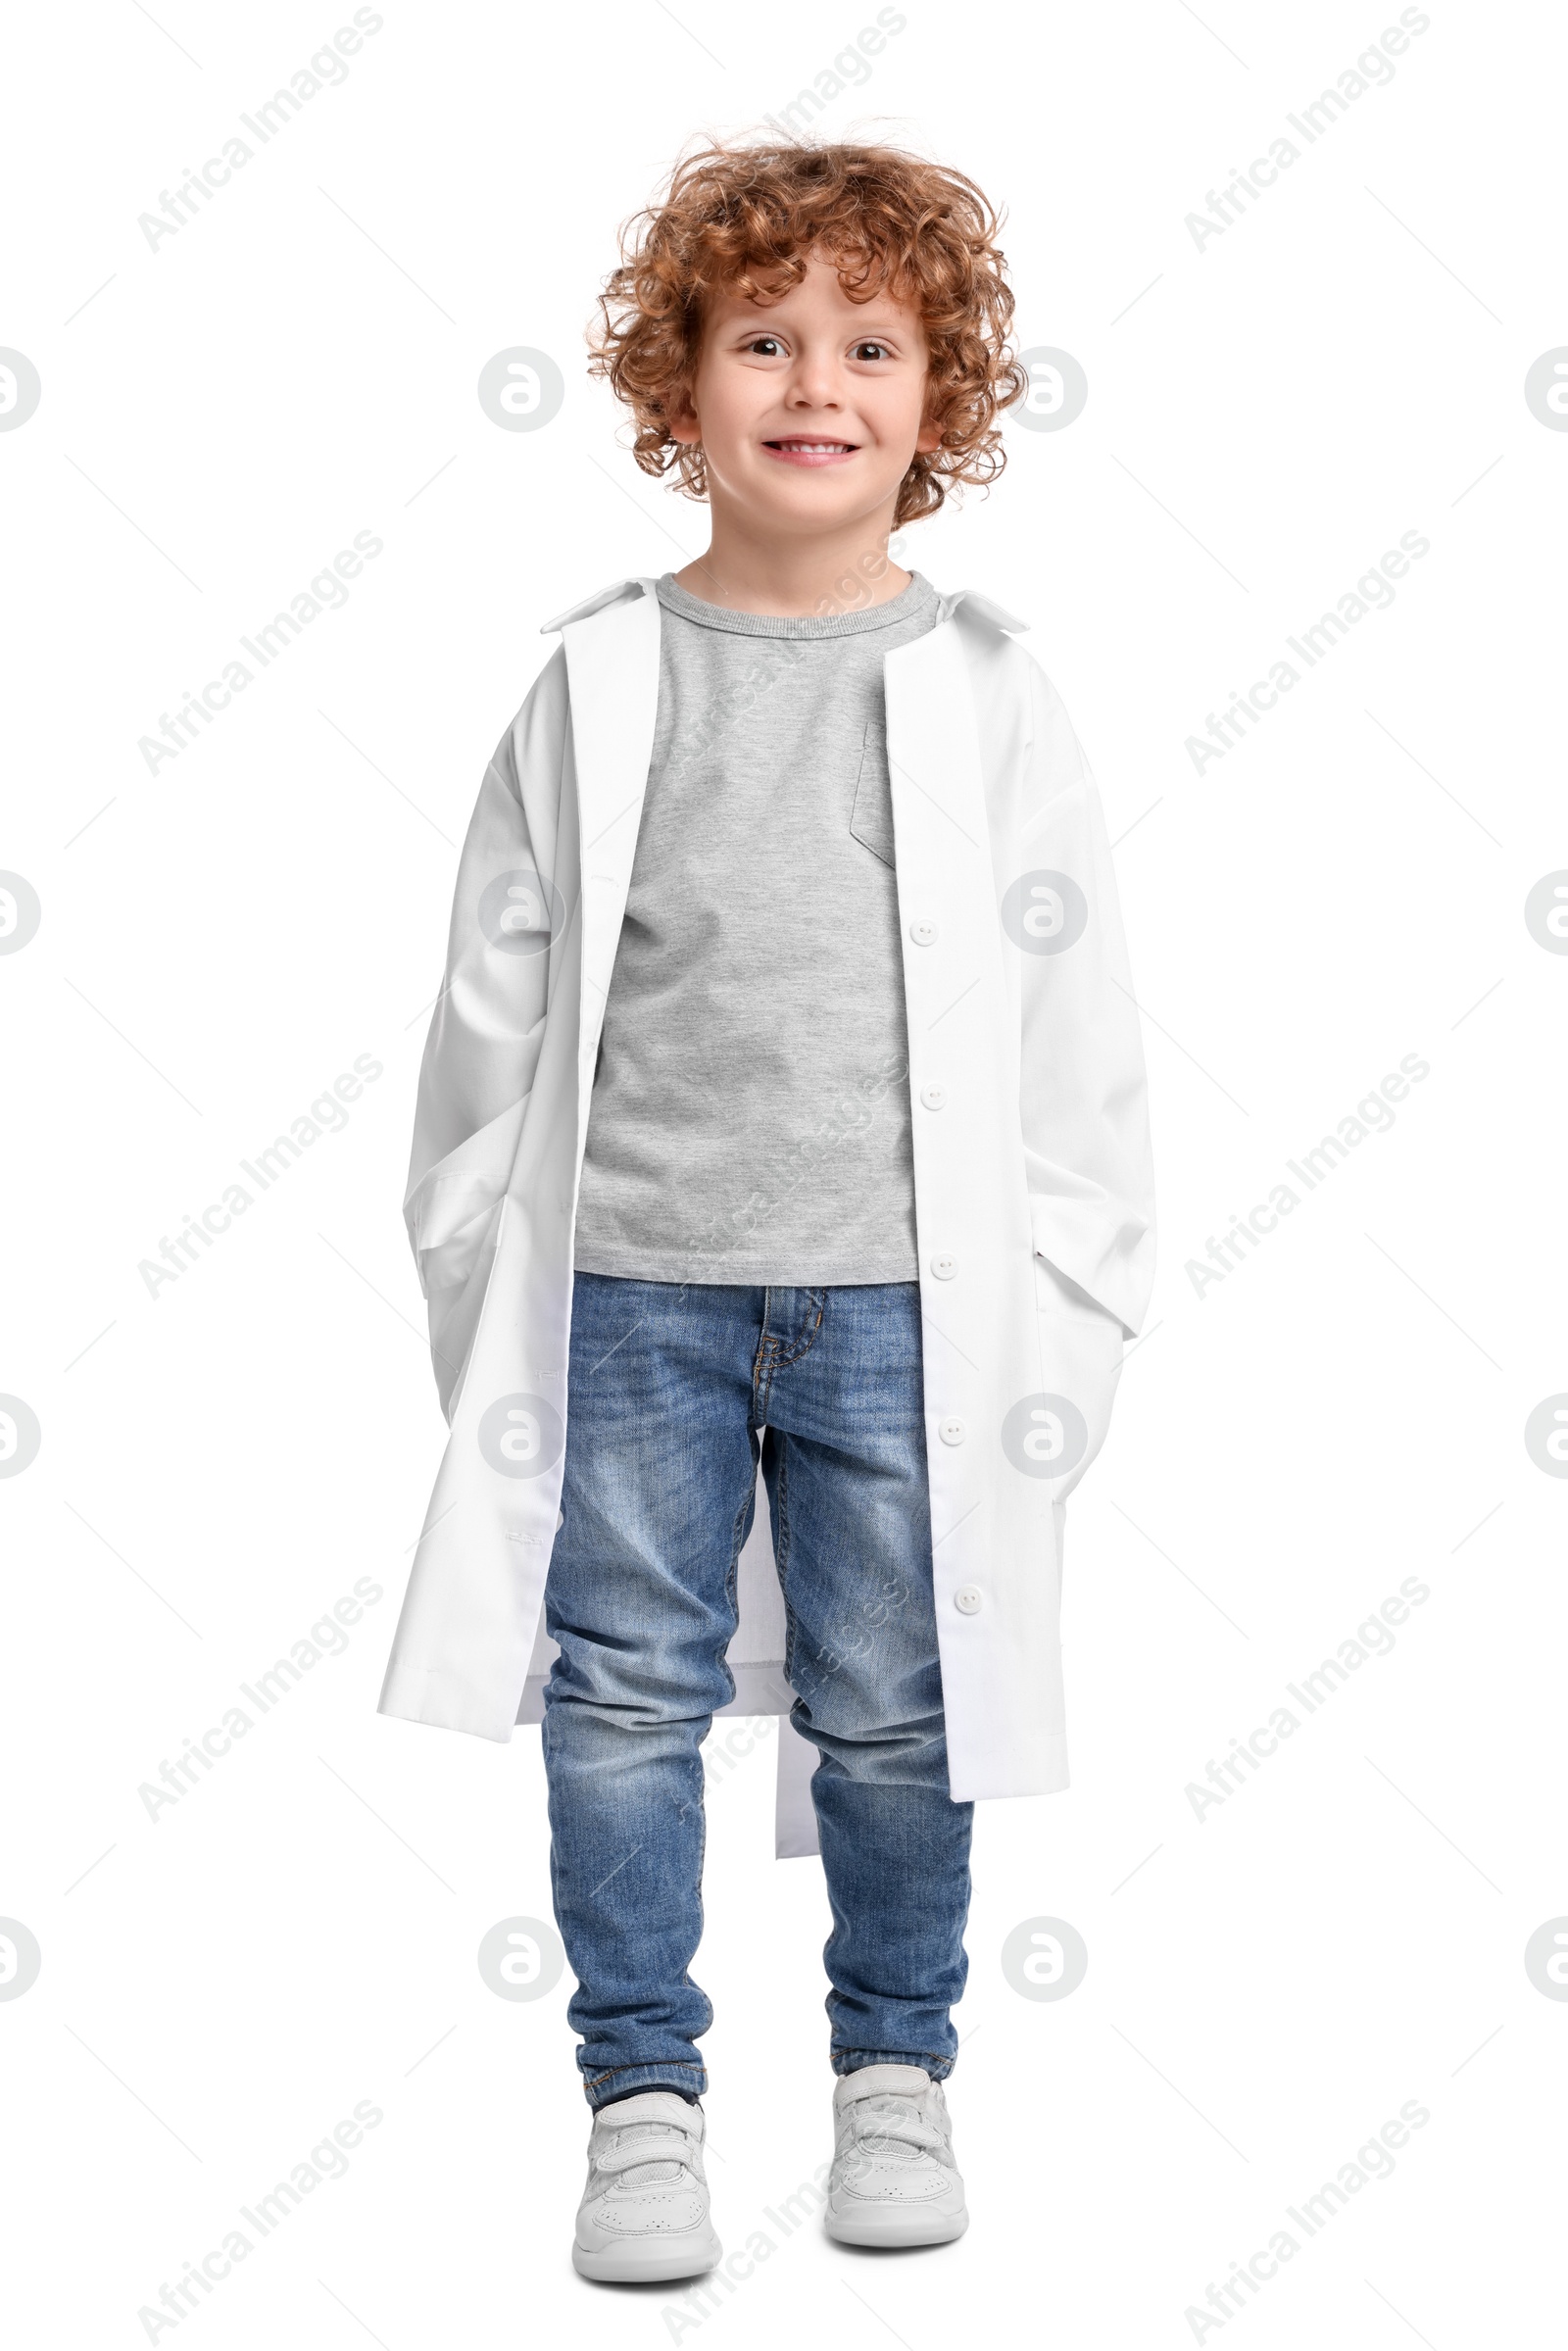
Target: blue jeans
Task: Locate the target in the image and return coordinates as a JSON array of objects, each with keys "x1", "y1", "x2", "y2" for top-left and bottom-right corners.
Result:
[{"x1": 541, "y1": 1274, "x2": 973, "y2": 2110}]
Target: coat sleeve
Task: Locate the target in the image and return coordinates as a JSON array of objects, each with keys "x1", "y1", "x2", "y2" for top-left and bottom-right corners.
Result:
[
  {"x1": 403, "y1": 645, "x2": 571, "y2": 1416},
  {"x1": 1015, "y1": 656, "x2": 1156, "y2": 1340}
]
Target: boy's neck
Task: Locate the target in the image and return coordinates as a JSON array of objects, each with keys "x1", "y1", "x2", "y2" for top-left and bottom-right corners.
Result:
[{"x1": 672, "y1": 506, "x2": 912, "y2": 619}]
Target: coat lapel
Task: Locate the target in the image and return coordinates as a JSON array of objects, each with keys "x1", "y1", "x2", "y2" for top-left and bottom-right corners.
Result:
[
  {"x1": 884, "y1": 611, "x2": 991, "y2": 854},
  {"x1": 558, "y1": 579, "x2": 663, "y2": 1085}
]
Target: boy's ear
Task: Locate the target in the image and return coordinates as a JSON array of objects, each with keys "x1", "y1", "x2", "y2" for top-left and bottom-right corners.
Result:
[
  {"x1": 667, "y1": 392, "x2": 701, "y2": 447},
  {"x1": 914, "y1": 416, "x2": 943, "y2": 455}
]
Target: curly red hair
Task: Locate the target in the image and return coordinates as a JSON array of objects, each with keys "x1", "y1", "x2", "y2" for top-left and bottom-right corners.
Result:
[{"x1": 587, "y1": 139, "x2": 1027, "y2": 529}]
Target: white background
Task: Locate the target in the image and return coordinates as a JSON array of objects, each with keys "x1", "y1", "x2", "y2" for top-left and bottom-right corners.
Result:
[{"x1": 4, "y1": 0, "x2": 1565, "y2": 2342}]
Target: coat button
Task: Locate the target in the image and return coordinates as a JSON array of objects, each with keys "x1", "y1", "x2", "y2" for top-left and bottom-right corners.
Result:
[
  {"x1": 954, "y1": 1585, "x2": 983, "y2": 1615},
  {"x1": 909, "y1": 917, "x2": 938, "y2": 946},
  {"x1": 920, "y1": 1083, "x2": 948, "y2": 1110},
  {"x1": 930, "y1": 1253, "x2": 956, "y2": 1280},
  {"x1": 939, "y1": 1416, "x2": 967, "y2": 1445}
]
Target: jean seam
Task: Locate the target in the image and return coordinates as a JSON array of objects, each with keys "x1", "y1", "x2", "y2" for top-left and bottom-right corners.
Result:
[
  {"x1": 832, "y1": 2048, "x2": 957, "y2": 2075},
  {"x1": 587, "y1": 2059, "x2": 707, "y2": 2086},
  {"x1": 695, "y1": 1791, "x2": 708, "y2": 1984},
  {"x1": 773, "y1": 1286, "x2": 826, "y2": 1367},
  {"x1": 774, "y1": 1436, "x2": 803, "y2": 1692},
  {"x1": 719, "y1": 1431, "x2": 759, "y2": 1653},
  {"x1": 753, "y1": 1332, "x2": 778, "y2": 1421}
]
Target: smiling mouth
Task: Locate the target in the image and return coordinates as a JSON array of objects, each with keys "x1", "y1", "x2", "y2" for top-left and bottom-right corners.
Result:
[{"x1": 763, "y1": 437, "x2": 858, "y2": 463}]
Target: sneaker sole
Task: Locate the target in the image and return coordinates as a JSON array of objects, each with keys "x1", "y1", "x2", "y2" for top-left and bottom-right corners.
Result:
[
  {"x1": 824, "y1": 2204, "x2": 969, "y2": 2249},
  {"x1": 572, "y1": 2229, "x2": 723, "y2": 2283}
]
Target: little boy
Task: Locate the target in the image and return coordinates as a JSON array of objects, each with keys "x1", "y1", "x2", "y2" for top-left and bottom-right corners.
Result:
[{"x1": 379, "y1": 138, "x2": 1155, "y2": 2281}]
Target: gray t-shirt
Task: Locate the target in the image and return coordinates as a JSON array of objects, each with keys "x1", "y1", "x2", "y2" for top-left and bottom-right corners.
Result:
[{"x1": 571, "y1": 568, "x2": 942, "y2": 1286}]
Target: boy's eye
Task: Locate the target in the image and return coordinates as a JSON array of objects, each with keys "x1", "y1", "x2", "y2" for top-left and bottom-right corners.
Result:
[
  {"x1": 854, "y1": 341, "x2": 889, "y2": 362},
  {"x1": 747, "y1": 336, "x2": 784, "y2": 357}
]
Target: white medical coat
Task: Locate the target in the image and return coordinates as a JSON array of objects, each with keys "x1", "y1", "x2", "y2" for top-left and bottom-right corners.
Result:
[{"x1": 377, "y1": 574, "x2": 1155, "y2": 1856}]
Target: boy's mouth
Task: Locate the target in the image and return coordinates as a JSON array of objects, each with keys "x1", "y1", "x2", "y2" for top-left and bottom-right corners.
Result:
[{"x1": 762, "y1": 437, "x2": 858, "y2": 466}]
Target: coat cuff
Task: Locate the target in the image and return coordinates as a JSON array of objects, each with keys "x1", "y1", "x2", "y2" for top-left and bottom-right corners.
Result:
[{"x1": 378, "y1": 1662, "x2": 516, "y2": 1743}]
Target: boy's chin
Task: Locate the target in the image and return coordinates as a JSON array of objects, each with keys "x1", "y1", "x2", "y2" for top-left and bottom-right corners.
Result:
[{"x1": 731, "y1": 466, "x2": 902, "y2": 534}]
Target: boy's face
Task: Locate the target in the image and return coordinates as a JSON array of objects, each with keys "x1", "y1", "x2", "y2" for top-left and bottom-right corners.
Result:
[{"x1": 670, "y1": 249, "x2": 941, "y2": 542}]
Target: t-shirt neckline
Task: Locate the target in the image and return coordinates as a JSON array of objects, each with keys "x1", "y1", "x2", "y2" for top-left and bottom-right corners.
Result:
[{"x1": 655, "y1": 568, "x2": 939, "y2": 640}]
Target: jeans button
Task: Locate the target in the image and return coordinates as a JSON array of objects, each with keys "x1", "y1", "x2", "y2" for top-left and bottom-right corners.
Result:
[
  {"x1": 930, "y1": 1253, "x2": 956, "y2": 1280},
  {"x1": 919, "y1": 1083, "x2": 948, "y2": 1110},
  {"x1": 939, "y1": 1416, "x2": 966, "y2": 1445},
  {"x1": 954, "y1": 1584, "x2": 983, "y2": 1615}
]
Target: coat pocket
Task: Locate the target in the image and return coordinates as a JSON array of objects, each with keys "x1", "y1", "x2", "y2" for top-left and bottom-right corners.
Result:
[
  {"x1": 849, "y1": 710, "x2": 897, "y2": 867},
  {"x1": 1027, "y1": 1250, "x2": 1126, "y2": 1498}
]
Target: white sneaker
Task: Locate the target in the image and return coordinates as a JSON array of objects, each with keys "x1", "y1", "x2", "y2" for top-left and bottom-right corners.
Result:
[
  {"x1": 572, "y1": 2090, "x2": 722, "y2": 2282},
  {"x1": 824, "y1": 2064, "x2": 968, "y2": 2247}
]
